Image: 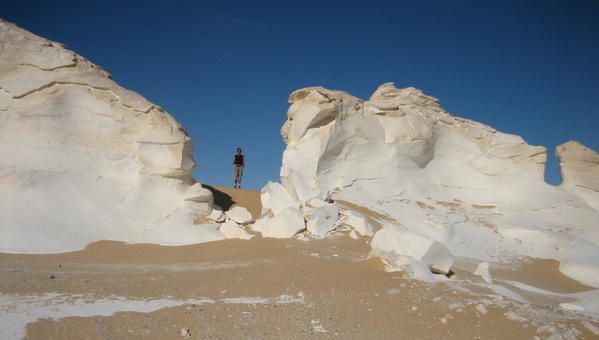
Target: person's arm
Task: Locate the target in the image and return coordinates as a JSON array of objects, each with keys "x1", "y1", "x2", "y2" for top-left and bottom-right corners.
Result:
[{"x1": 242, "y1": 155, "x2": 245, "y2": 167}]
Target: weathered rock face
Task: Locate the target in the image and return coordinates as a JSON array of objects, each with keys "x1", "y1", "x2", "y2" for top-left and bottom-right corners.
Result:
[
  {"x1": 557, "y1": 141, "x2": 599, "y2": 210},
  {"x1": 0, "y1": 20, "x2": 222, "y2": 253},
  {"x1": 258, "y1": 82, "x2": 599, "y2": 287},
  {"x1": 279, "y1": 83, "x2": 549, "y2": 205}
]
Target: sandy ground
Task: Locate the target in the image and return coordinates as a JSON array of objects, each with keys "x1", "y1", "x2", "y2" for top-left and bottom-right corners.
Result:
[{"x1": 1, "y1": 186, "x2": 597, "y2": 339}]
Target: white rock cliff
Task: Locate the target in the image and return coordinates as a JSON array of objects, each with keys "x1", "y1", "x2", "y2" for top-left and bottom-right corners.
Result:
[
  {"x1": 257, "y1": 82, "x2": 599, "y2": 286},
  {"x1": 0, "y1": 20, "x2": 223, "y2": 253}
]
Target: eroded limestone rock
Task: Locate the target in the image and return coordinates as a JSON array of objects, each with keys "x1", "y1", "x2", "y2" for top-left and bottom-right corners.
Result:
[
  {"x1": 257, "y1": 81, "x2": 599, "y2": 287},
  {"x1": 557, "y1": 141, "x2": 599, "y2": 210},
  {"x1": 0, "y1": 20, "x2": 221, "y2": 253}
]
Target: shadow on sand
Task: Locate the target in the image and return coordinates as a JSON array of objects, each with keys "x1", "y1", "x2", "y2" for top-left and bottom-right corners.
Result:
[{"x1": 203, "y1": 184, "x2": 236, "y2": 211}]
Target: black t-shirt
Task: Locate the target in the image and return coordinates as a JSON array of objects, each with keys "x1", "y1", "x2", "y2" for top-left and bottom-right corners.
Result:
[{"x1": 234, "y1": 154, "x2": 244, "y2": 166}]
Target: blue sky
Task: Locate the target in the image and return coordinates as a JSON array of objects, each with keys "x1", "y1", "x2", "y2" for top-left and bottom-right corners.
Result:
[{"x1": 3, "y1": 1, "x2": 598, "y2": 189}]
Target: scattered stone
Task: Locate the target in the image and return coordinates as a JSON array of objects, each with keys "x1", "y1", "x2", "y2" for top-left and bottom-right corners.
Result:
[
  {"x1": 474, "y1": 262, "x2": 492, "y2": 283},
  {"x1": 475, "y1": 304, "x2": 488, "y2": 315},
  {"x1": 310, "y1": 319, "x2": 328, "y2": 333},
  {"x1": 180, "y1": 327, "x2": 191, "y2": 337},
  {"x1": 559, "y1": 303, "x2": 584, "y2": 312}
]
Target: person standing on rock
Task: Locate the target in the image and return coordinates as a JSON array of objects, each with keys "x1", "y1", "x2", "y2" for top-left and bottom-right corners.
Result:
[{"x1": 233, "y1": 147, "x2": 245, "y2": 188}]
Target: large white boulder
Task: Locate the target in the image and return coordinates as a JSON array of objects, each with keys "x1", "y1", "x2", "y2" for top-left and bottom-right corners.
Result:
[
  {"x1": 371, "y1": 226, "x2": 454, "y2": 276},
  {"x1": 219, "y1": 220, "x2": 253, "y2": 240},
  {"x1": 260, "y1": 181, "x2": 299, "y2": 215},
  {"x1": 250, "y1": 207, "x2": 305, "y2": 238},
  {"x1": 225, "y1": 206, "x2": 253, "y2": 225},
  {"x1": 304, "y1": 199, "x2": 339, "y2": 238},
  {"x1": 0, "y1": 20, "x2": 222, "y2": 253}
]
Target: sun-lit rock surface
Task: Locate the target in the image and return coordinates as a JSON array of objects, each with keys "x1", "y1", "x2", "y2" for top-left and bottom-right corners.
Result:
[
  {"x1": 225, "y1": 206, "x2": 253, "y2": 225},
  {"x1": 251, "y1": 208, "x2": 305, "y2": 239},
  {"x1": 339, "y1": 210, "x2": 373, "y2": 237},
  {"x1": 371, "y1": 226, "x2": 454, "y2": 279},
  {"x1": 557, "y1": 140, "x2": 599, "y2": 210},
  {"x1": 208, "y1": 205, "x2": 226, "y2": 223},
  {"x1": 255, "y1": 82, "x2": 599, "y2": 288},
  {"x1": 219, "y1": 219, "x2": 253, "y2": 240},
  {"x1": 304, "y1": 199, "x2": 339, "y2": 238},
  {"x1": 0, "y1": 20, "x2": 222, "y2": 253}
]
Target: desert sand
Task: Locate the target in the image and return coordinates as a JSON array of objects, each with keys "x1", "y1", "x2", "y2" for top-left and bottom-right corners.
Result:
[{"x1": 1, "y1": 187, "x2": 597, "y2": 339}]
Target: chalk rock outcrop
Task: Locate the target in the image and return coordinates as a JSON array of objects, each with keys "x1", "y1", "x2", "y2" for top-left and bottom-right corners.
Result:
[
  {"x1": 0, "y1": 20, "x2": 222, "y2": 253},
  {"x1": 255, "y1": 82, "x2": 599, "y2": 286},
  {"x1": 557, "y1": 141, "x2": 599, "y2": 210}
]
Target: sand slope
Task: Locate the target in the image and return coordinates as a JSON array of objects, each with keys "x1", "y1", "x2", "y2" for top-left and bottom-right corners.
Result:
[{"x1": 204, "y1": 185, "x2": 262, "y2": 219}]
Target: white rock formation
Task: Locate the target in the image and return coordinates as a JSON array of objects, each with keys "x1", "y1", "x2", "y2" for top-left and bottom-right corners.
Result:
[
  {"x1": 371, "y1": 226, "x2": 454, "y2": 276},
  {"x1": 260, "y1": 181, "x2": 300, "y2": 215},
  {"x1": 250, "y1": 208, "x2": 305, "y2": 238},
  {"x1": 251, "y1": 181, "x2": 306, "y2": 238},
  {"x1": 219, "y1": 219, "x2": 253, "y2": 240},
  {"x1": 225, "y1": 206, "x2": 253, "y2": 225},
  {"x1": 339, "y1": 210, "x2": 373, "y2": 237},
  {"x1": 0, "y1": 20, "x2": 223, "y2": 253},
  {"x1": 557, "y1": 141, "x2": 599, "y2": 210},
  {"x1": 257, "y1": 82, "x2": 599, "y2": 286},
  {"x1": 474, "y1": 262, "x2": 493, "y2": 283},
  {"x1": 208, "y1": 205, "x2": 226, "y2": 223},
  {"x1": 304, "y1": 199, "x2": 339, "y2": 238}
]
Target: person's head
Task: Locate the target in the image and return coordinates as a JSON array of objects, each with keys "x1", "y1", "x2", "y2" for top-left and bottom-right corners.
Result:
[{"x1": 236, "y1": 147, "x2": 242, "y2": 155}]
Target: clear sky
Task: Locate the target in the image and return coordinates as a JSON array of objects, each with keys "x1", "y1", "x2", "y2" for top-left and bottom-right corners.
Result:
[{"x1": 3, "y1": 1, "x2": 598, "y2": 189}]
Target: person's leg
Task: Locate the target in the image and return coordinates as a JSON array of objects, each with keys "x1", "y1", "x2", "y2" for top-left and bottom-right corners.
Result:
[
  {"x1": 233, "y1": 166, "x2": 238, "y2": 187},
  {"x1": 234, "y1": 166, "x2": 241, "y2": 188},
  {"x1": 238, "y1": 166, "x2": 244, "y2": 188}
]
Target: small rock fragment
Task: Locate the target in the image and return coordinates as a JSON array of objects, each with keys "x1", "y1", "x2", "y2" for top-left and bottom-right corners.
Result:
[{"x1": 180, "y1": 327, "x2": 191, "y2": 337}]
